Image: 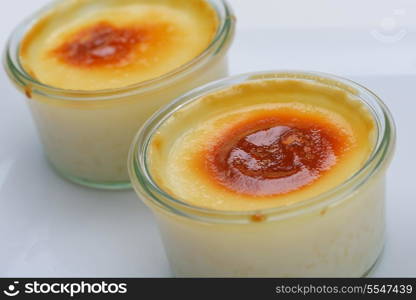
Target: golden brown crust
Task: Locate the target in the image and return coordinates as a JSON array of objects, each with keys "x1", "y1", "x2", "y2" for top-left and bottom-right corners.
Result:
[
  {"x1": 148, "y1": 79, "x2": 376, "y2": 211},
  {"x1": 19, "y1": 0, "x2": 219, "y2": 90},
  {"x1": 201, "y1": 109, "x2": 352, "y2": 197},
  {"x1": 50, "y1": 22, "x2": 169, "y2": 68}
]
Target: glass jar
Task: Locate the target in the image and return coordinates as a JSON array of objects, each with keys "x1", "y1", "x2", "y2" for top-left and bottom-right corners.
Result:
[
  {"x1": 4, "y1": 0, "x2": 235, "y2": 189},
  {"x1": 129, "y1": 71, "x2": 396, "y2": 277}
]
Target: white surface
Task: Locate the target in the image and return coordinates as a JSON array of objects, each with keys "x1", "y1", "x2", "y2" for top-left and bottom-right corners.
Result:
[{"x1": 1, "y1": 0, "x2": 415, "y2": 277}]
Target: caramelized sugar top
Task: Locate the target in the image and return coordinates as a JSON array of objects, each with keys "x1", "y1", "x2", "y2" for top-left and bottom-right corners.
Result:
[
  {"x1": 52, "y1": 22, "x2": 148, "y2": 68},
  {"x1": 148, "y1": 79, "x2": 375, "y2": 211},
  {"x1": 206, "y1": 111, "x2": 351, "y2": 196},
  {"x1": 19, "y1": 0, "x2": 219, "y2": 90}
]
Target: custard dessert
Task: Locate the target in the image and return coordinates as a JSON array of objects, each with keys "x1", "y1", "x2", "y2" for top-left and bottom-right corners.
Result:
[
  {"x1": 6, "y1": 0, "x2": 235, "y2": 188},
  {"x1": 20, "y1": 0, "x2": 219, "y2": 90},
  {"x1": 129, "y1": 72, "x2": 395, "y2": 277},
  {"x1": 149, "y1": 79, "x2": 375, "y2": 211}
]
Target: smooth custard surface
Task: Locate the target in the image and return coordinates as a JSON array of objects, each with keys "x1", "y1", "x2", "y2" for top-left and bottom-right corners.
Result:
[
  {"x1": 20, "y1": 0, "x2": 218, "y2": 90},
  {"x1": 149, "y1": 79, "x2": 376, "y2": 211}
]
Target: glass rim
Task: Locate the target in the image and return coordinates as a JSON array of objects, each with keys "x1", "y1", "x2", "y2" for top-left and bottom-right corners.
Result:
[
  {"x1": 129, "y1": 70, "x2": 396, "y2": 223},
  {"x1": 4, "y1": 0, "x2": 236, "y2": 100}
]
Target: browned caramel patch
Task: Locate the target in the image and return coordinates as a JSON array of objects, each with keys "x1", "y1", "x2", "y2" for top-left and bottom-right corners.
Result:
[
  {"x1": 251, "y1": 213, "x2": 267, "y2": 222},
  {"x1": 24, "y1": 87, "x2": 32, "y2": 99},
  {"x1": 51, "y1": 22, "x2": 150, "y2": 68},
  {"x1": 203, "y1": 109, "x2": 352, "y2": 197}
]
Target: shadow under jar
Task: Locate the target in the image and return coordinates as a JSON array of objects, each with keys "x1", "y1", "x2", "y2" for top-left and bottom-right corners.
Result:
[
  {"x1": 129, "y1": 71, "x2": 396, "y2": 277},
  {"x1": 4, "y1": 0, "x2": 235, "y2": 189}
]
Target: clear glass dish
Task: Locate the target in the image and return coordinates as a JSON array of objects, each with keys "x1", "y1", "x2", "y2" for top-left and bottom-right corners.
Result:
[
  {"x1": 129, "y1": 71, "x2": 396, "y2": 277},
  {"x1": 4, "y1": 0, "x2": 235, "y2": 189}
]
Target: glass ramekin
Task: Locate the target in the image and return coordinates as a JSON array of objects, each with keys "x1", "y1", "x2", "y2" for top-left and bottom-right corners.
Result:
[
  {"x1": 129, "y1": 71, "x2": 396, "y2": 277},
  {"x1": 4, "y1": 0, "x2": 235, "y2": 190}
]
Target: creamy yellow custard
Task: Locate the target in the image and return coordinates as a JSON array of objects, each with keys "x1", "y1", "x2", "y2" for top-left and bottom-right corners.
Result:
[
  {"x1": 129, "y1": 72, "x2": 395, "y2": 277},
  {"x1": 150, "y1": 79, "x2": 376, "y2": 211},
  {"x1": 7, "y1": 0, "x2": 234, "y2": 188},
  {"x1": 20, "y1": 0, "x2": 218, "y2": 90}
]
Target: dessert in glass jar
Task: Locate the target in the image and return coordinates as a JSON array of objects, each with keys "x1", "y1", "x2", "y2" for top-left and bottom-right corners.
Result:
[
  {"x1": 129, "y1": 71, "x2": 395, "y2": 277},
  {"x1": 5, "y1": 0, "x2": 235, "y2": 189}
]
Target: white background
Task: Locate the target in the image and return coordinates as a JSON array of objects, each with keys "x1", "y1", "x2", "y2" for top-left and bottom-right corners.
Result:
[{"x1": 1, "y1": 0, "x2": 416, "y2": 277}]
